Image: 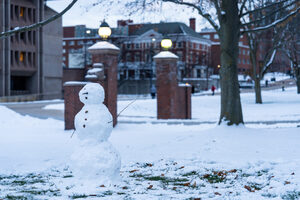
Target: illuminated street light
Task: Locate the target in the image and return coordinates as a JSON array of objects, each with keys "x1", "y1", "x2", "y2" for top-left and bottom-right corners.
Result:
[
  {"x1": 161, "y1": 38, "x2": 172, "y2": 50},
  {"x1": 98, "y1": 20, "x2": 111, "y2": 40}
]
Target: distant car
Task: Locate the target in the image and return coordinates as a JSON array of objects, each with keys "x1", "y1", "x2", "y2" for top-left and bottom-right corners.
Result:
[
  {"x1": 239, "y1": 82, "x2": 254, "y2": 89},
  {"x1": 271, "y1": 77, "x2": 276, "y2": 82}
]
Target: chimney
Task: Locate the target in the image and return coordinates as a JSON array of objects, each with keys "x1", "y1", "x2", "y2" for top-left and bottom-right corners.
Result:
[{"x1": 189, "y1": 18, "x2": 196, "y2": 31}]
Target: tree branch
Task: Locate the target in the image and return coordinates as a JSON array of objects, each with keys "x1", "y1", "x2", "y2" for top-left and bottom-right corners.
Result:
[
  {"x1": 0, "y1": 0, "x2": 78, "y2": 39},
  {"x1": 162, "y1": 0, "x2": 220, "y2": 33},
  {"x1": 241, "y1": 0, "x2": 290, "y2": 17},
  {"x1": 239, "y1": 0, "x2": 248, "y2": 17},
  {"x1": 242, "y1": 7, "x2": 300, "y2": 34},
  {"x1": 241, "y1": 0, "x2": 298, "y2": 27}
]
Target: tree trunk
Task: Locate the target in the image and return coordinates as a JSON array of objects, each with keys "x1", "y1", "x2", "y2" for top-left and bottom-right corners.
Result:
[
  {"x1": 218, "y1": 0, "x2": 244, "y2": 125},
  {"x1": 254, "y1": 77, "x2": 263, "y2": 103},
  {"x1": 296, "y1": 68, "x2": 300, "y2": 94},
  {"x1": 297, "y1": 76, "x2": 300, "y2": 94}
]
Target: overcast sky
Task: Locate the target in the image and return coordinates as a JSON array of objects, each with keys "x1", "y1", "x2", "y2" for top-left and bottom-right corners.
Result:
[{"x1": 46, "y1": 0, "x2": 213, "y2": 31}]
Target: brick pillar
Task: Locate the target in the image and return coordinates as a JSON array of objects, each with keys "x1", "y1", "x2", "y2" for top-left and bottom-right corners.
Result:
[
  {"x1": 178, "y1": 84, "x2": 192, "y2": 119},
  {"x1": 64, "y1": 82, "x2": 86, "y2": 130},
  {"x1": 88, "y1": 41, "x2": 119, "y2": 126},
  {"x1": 154, "y1": 51, "x2": 179, "y2": 119}
]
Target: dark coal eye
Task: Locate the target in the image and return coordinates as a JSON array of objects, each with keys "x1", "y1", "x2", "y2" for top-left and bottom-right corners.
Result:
[{"x1": 85, "y1": 97, "x2": 88, "y2": 99}]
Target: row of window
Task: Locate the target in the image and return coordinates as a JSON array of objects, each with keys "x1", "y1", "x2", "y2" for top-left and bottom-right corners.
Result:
[
  {"x1": 63, "y1": 40, "x2": 95, "y2": 46},
  {"x1": 238, "y1": 58, "x2": 250, "y2": 65},
  {"x1": 123, "y1": 42, "x2": 210, "y2": 51},
  {"x1": 10, "y1": 4, "x2": 36, "y2": 23},
  {"x1": 124, "y1": 51, "x2": 208, "y2": 64},
  {"x1": 10, "y1": 50, "x2": 36, "y2": 67},
  {"x1": 239, "y1": 49, "x2": 250, "y2": 55},
  {"x1": 10, "y1": 30, "x2": 36, "y2": 45}
]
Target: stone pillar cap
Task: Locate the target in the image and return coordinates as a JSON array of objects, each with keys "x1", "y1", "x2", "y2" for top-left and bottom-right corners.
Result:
[
  {"x1": 88, "y1": 41, "x2": 120, "y2": 54},
  {"x1": 153, "y1": 51, "x2": 178, "y2": 59}
]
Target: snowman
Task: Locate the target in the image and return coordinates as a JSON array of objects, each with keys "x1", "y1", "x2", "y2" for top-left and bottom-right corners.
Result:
[{"x1": 71, "y1": 83, "x2": 121, "y2": 184}]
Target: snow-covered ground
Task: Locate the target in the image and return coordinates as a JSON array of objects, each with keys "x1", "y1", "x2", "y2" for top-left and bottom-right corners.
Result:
[{"x1": 1, "y1": 87, "x2": 300, "y2": 199}]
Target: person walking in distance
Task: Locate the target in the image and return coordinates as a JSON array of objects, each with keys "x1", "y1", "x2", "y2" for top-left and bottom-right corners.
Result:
[
  {"x1": 211, "y1": 85, "x2": 216, "y2": 96},
  {"x1": 151, "y1": 85, "x2": 156, "y2": 99}
]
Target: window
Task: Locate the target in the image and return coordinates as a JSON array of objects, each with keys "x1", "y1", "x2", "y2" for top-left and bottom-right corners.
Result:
[
  {"x1": 20, "y1": 52, "x2": 25, "y2": 62},
  {"x1": 15, "y1": 51, "x2": 19, "y2": 64},
  {"x1": 63, "y1": 41, "x2": 66, "y2": 46},
  {"x1": 78, "y1": 41, "x2": 84, "y2": 45},
  {"x1": 28, "y1": 52, "x2": 32, "y2": 64},
  {"x1": 63, "y1": 56, "x2": 66, "y2": 61},
  {"x1": 28, "y1": 31, "x2": 32, "y2": 43},
  {"x1": 33, "y1": 31, "x2": 36, "y2": 44},
  {"x1": 28, "y1": 8, "x2": 32, "y2": 21},
  {"x1": 15, "y1": 6, "x2": 19, "y2": 19},
  {"x1": 19, "y1": 7, "x2": 25, "y2": 17},
  {"x1": 178, "y1": 42, "x2": 182, "y2": 48},
  {"x1": 10, "y1": 5, "x2": 14, "y2": 19},
  {"x1": 69, "y1": 41, "x2": 75, "y2": 46},
  {"x1": 134, "y1": 53, "x2": 140, "y2": 62},
  {"x1": 33, "y1": 9, "x2": 36, "y2": 22},
  {"x1": 177, "y1": 51, "x2": 183, "y2": 61},
  {"x1": 20, "y1": 32, "x2": 26, "y2": 43},
  {"x1": 126, "y1": 53, "x2": 131, "y2": 62},
  {"x1": 203, "y1": 34, "x2": 210, "y2": 39},
  {"x1": 214, "y1": 34, "x2": 219, "y2": 39},
  {"x1": 243, "y1": 49, "x2": 245, "y2": 55},
  {"x1": 126, "y1": 43, "x2": 131, "y2": 49},
  {"x1": 128, "y1": 70, "x2": 135, "y2": 79},
  {"x1": 63, "y1": 49, "x2": 66, "y2": 53},
  {"x1": 135, "y1": 43, "x2": 140, "y2": 49}
]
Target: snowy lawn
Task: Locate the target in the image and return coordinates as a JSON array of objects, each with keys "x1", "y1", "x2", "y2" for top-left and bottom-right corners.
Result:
[{"x1": 1, "y1": 87, "x2": 300, "y2": 199}]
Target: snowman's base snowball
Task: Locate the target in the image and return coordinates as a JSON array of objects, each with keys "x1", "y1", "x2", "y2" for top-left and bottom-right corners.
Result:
[{"x1": 71, "y1": 141, "x2": 121, "y2": 184}]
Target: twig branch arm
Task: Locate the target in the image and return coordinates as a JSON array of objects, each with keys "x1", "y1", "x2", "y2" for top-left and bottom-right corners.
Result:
[{"x1": 0, "y1": 0, "x2": 78, "y2": 39}]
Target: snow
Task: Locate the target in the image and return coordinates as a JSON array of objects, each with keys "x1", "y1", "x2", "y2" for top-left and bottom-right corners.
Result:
[
  {"x1": 63, "y1": 81, "x2": 88, "y2": 86},
  {"x1": 262, "y1": 72, "x2": 291, "y2": 82},
  {"x1": 88, "y1": 41, "x2": 120, "y2": 51},
  {"x1": 1, "y1": 87, "x2": 300, "y2": 199},
  {"x1": 153, "y1": 51, "x2": 179, "y2": 59},
  {"x1": 87, "y1": 68, "x2": 103, "y2": 73},
  {"x1": 85, "y1": 74, "x2": 98, "y2": 79}
]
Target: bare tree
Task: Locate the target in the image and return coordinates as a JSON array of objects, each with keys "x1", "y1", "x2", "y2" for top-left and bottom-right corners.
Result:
[
  {"x1": 0, "y1": 0, "x2": 78, "y2": 39},
  {"x1": 243, "y1": 0, "x2": 289, "y2": 103},
  {"x1": 282, "y1": 14, "x2": 300, "y2": 93}
]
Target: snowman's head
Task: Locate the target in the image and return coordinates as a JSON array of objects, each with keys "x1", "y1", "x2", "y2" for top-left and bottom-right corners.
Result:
[{"x1": 79, "y1": 83, "x2": 105, "y2": 104}]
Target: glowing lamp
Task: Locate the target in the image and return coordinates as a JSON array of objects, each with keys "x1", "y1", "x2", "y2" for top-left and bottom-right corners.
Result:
[
  {"x1": 98, "y1": 21, "x2": 111, "y2": 40},
  {"x1": 161, "y1": 38, "x2": 172, "y2": 50}
]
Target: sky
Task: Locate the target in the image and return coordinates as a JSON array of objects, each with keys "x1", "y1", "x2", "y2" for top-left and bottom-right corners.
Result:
[{"x1": 46, "y1": 0, "x2": 213, "y2": 31}]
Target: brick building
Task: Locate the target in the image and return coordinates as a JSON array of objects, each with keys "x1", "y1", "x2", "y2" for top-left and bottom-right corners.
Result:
[
  {"x1": 0, "y1": 0, "x2": 63, "y2": 100},
  {"x1": 62, "y1": 19, "x2": 213, "y2": 93},
  {"x1": 199, "y1": 28, "x2": 252, "y2": 74}
]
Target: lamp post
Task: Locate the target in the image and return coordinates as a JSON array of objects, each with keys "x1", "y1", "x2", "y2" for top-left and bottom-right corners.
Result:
[
  {"x1": 98, "y1": 20, "x2": 112, "y2": 40},
  {"x1": 149, "y1": 38, "x2": 156, "y2": 93},
  {"x1": 84, "y1": 29, "x2": 91, "y2": 68}
]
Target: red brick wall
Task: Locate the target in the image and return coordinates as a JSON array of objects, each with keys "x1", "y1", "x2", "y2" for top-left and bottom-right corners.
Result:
[
  {"x1": 64, "y1": 83, "x2": 85, "y2": 130},
  {"x1": 155, "y1": 57, "x2": 191, "y2": 119},
  {"x1": 63, "y1": 26, "x2": 75, "y2": 38},
  {"x1": 177, "y1": 86, "x2": 191, "y2": 119},
  {"x1": 62, "y1": 68, "x2": 86, "y2": 84}
]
